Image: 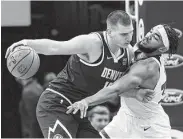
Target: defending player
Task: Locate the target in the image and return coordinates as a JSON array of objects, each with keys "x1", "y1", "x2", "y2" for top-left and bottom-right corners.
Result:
[{"x1": 67, "y1": 24, "x2": 182, "y2": 138}]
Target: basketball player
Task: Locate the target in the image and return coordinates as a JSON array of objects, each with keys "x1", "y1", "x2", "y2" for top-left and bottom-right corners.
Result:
[
  {"x1": 5, "y1": 10, "x2": 154, "y2": 138},
  {"x1": 67, "y1": 24, "x2": 182, "y2": 138}
]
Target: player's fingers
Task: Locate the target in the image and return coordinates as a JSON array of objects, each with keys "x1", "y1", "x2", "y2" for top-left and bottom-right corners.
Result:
[
  {"x1": 66, "y1": 105, "x2": 74, "y2": 114},
  {"x1": 10, "y1": 44, "x2": 17, "y2": 52},
  {"x1": 66, "y1": 106, "x2": 74, "y2": 114},
  {"x1": 146, "y1": 96, "x2": 153, "y2": 101},
  {"x1": 73, "y1": 107, "x2": 79, "y2": 114},
  {"x1": 79, "y1": 104, "x2": 85, "y2": 118},
  {"x1": 80, "y1": 108, "x2": 84, "y2": 119},
  {"x1": 67, "y1": 105, "x2": 72, "y2": 109},
  {"x1": 146, "y1": 95, "x2": 152, "y2": 102},
  {"x1": 11, "y1": 42, "x2": 25, "y2": 52},
  {"x1": 146, "y1": 92, "x2": 154, "y2": 98},
  {"x1": 84, "y1": 107, "x2": 87, "y2": 118},
  {"x1": 143, "y1": 97, "x2": 149, "y2": 103},
  {"x1": 145, "y1": 89, "x2": 154, "y2": 95},
  {"x1": 148, "y1": 90, "x2": 156, "y2": 96},
  {"x1": 5, "y1": 48, "x2": 10, "y2": 58},
  {"x1": 5, "y1": 46, "x2": 16, "y2": 58},
  {"x1": 67, "y1": 105, "x2": 73, "y2": 110},
  {"x1": 5, "y1": 42, "x2": 21, "y2": 58},
  {"x1": 146, "y1": 93, "x2": 155, "y2": 101}
]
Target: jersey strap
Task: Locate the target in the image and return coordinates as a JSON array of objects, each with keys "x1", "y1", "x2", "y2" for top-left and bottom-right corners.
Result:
[{"x1": 79, "y1": 32, "x2": 105, "y2": 66}]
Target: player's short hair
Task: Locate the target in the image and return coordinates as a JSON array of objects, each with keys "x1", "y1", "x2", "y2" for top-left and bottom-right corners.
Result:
[
  {"x1": 88, "y1": 105, "x2": 110, "y2": 119},
  {"x1": 107, "y1": 10, "x2": 132, "y2": 27},
  {"x1": 163, "y1": 24, "x2": 180, "y2": 55}
]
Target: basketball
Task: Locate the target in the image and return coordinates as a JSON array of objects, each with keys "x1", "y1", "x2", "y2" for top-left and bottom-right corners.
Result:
[{"x1": 7, "y1": 45, "x2": 40, "y2": 79}]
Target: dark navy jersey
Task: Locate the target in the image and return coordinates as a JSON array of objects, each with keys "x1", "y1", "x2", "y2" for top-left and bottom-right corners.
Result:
[{"x1": 49, "y1": 31, "x2": 131, "y2": 102}]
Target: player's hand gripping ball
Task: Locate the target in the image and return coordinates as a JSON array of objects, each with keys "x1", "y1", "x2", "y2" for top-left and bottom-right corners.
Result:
[{"x1": 6, "y1": 45, "x2": 40, "y2": 79}]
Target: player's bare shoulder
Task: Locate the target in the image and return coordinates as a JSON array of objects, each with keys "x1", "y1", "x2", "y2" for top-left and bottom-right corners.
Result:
[
  {"x1": 130, "y1": 57, "x2": 159, "y2": 77},
  {"x1": 139, "y1": 57, "x2": 160, "y2": 74},
  {"x1": 73, "y1": 33, "x2": 102, "y2": 52},
  {"x1": 77, "y1": 33, "x2": 103, "y2": 63},
  {"x1": 87, "y1": 33, "x2": 103, "y2": 51},
  {"x1": 85, "y1": 33, "x2": 103, "y2": 59}
]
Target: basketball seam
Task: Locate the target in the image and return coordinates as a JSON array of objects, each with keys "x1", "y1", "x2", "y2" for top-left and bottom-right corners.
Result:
[
  {"x1": 19, "y1": 51, "x2": 35, "y2": 78},
  {"x1": 10, "y1": 50, "x2": 31, "y2": 73}
]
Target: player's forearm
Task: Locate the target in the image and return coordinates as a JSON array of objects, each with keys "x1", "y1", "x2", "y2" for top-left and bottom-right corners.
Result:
[
  {"x1": 26, "y1": 39, "x2": 63, "y2": 55},
  {"x1": 84, "y1": 86, "x2": 137, "y2": 107},
  {"x1": 120, "y1": 88, "x2": 139, "y2": 98},
  {"x1": 84, "y1": 87, "x2": 118, "y2": 106},
  {"x1": 85, "y1": 75, "x2": 141, "y2": 106}
]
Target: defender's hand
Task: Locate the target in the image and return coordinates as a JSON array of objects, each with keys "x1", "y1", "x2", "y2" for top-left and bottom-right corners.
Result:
[
  {"x1": 135, "y1": 89, "x2": 155, "y2": 103},
  {"x1": 66, "y1": 99, "x2": 88, "y2": 118},
  {"x1": 5, "y1": 39, "x2": 28, "y2": 58}
]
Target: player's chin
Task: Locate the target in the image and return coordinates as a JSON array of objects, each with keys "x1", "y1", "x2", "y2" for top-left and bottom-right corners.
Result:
[{"x1": 120, "y1": 44, "x2": 129, "y2": 48}]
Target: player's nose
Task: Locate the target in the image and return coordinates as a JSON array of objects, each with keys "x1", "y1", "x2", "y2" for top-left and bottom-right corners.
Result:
[{"x1": 125, "y1": 34, "x2": 132, "y2": 42}]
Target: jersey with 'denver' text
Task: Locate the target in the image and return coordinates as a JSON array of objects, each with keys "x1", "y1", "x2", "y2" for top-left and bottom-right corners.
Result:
[{"x1": 49, "y1": 31, "x2": 131, "y2": 102}]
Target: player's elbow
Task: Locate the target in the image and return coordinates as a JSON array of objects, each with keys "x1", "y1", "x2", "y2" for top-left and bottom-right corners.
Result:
[
  {"x1": 47, "y1": 45, "x2": 61, "y2": 55},
  {"x1": 48, "y1": 47, "x2": 59, "y2": 55}
]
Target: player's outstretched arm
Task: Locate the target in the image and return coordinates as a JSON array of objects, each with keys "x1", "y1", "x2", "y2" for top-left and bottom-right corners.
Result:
[
  {"x1": 66, "y1": 59, "x2": 157, "y2": 117},
  {"x1": 84, "y1": 58, "x2": 157, "y2": 106},
  {"x1": 5, "y1": 33, "x2": 100, "y2": 58}
]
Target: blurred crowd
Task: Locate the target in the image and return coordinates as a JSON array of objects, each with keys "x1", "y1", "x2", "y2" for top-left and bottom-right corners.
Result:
[{"x1": 16, "y1": 72, "x2": 57, "y2": 138}]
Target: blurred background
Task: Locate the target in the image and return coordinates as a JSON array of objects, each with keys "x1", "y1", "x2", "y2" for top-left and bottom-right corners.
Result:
[{"x1": 1, "y1": 1, "x2": 183, "y2": 138}]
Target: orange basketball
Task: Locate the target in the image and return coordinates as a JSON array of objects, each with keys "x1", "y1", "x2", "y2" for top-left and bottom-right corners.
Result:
[{"x1": 7, "y1": 46, "x2": 40, "y2": 79}]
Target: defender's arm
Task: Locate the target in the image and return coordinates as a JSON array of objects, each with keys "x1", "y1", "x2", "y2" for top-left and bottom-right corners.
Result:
[{"x1": 85, "y1": 58, "x2": 158, "y2": 106}]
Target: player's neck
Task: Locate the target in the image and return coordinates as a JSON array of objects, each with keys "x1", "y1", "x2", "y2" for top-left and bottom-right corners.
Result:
[
  {"x1": 145, "y1": 51, "x2": 162, "y2": 57},
  {"x1": 135, "y1": 52, "x2": 161, "y2": 61}
]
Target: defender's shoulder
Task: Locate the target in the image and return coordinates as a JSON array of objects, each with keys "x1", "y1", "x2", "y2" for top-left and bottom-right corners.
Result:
[
  {"x1": 142, "y1": 57, "x2": 160, "y2": 72},
  {"x1": 131, "y1": 57, "x2": 159, "y2": 73},
  {"x1": 129, "y1": 57, "x2": 159, "y2": 80}
]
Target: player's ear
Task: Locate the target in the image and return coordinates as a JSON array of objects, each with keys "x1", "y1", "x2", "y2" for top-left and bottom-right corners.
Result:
[
  {"x1": 107, "y1": 29, "x2": 112, "y2": 36},
  {"x1": 159, "y1": 46, "x2": 168, "y2": 53}
]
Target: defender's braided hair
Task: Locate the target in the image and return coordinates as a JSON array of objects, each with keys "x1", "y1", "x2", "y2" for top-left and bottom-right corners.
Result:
[{"x1": 163, "y1": 24, "x2": 180, "y2": 55}]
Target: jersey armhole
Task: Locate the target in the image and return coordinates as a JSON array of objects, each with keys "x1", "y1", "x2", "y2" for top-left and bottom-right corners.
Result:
[
  {"x1": 151, "y1": 57, "x2": 161, "y2": 67},
  {"x1": 79, "y1": 32, "x2": 105, "y2": 66},
  {"x1": 150, "y1": 57, "x2": 162, "y2": 91}
]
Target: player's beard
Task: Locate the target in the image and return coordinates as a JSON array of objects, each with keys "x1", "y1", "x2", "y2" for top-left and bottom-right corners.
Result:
[{"x1": 137, "y1": 41, "x2": 157, "y2": 53}]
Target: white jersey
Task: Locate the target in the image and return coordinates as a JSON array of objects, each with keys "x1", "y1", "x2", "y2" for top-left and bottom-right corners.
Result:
[
  {"x1": 121, "y1": 56, "x2": 167, "y2": 119},
  {"x1": 100, "y1": 56, "x2": 171, "y2": 138}
]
